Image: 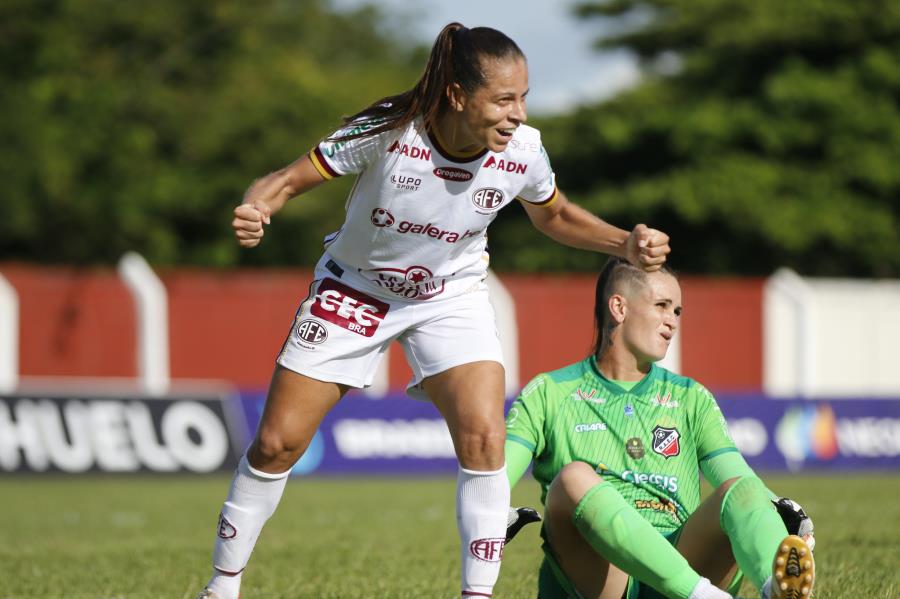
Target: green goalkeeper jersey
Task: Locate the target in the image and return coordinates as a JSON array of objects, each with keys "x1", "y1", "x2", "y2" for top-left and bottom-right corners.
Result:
[{"x1": 506, "y1": 357, "x2": 738, "y2": 534}]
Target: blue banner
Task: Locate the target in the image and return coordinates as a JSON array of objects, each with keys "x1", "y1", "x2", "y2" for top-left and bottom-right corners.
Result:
[{"x1": 238, "y1": 391, "x2": 900, "y2": 475}]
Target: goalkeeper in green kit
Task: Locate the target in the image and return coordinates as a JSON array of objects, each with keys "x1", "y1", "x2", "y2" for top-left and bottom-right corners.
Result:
[{"x1": 504, "y1": 258, "x2": 815, "y2": 599}]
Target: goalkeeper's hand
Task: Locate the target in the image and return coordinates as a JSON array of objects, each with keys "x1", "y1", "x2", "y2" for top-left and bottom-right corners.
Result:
[
  {"x1": 773, "y1": 496, "x2": 815, "y2": 551},
  {"x1": 506, "y1": 506, "x2": 542, "y2": 543}
]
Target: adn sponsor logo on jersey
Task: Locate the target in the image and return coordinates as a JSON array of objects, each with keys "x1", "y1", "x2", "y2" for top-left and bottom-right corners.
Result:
[
  {"x1": 369, "y1": 208, "x2": 482, "y2": 244},
  {"x1": 310, "y1": 278, "x2": 389, "y2": 337},
  {"x1": 621, "y1": 469, "x2": 680, "y2": 493},
  {"x1": 470, "y1": 538, "x2": 505, "y2": 562},
  {"x1": 652, "y1": 425, "x2": 681, "y2": 458},
  {"x1": 651, "y1": 392, "x2": 680, "y2": 408},
  {"x1": 433, "y1": 166, "x2": 473, "y2": 181},
  {"x1": 574, "y1": 422, "x2": 608, "y2": 433},
  {"x1": 295, "y1": 319, "x2": 328, "y2": 346},
  {"x1": 386, "y1": 140, "x2": 432, "y2": 161},
  {"x1": 482, "y1": 155, "x2": 527, "y2": 174}
]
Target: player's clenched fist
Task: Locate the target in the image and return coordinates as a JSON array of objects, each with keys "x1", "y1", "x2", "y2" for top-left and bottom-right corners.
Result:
[
  {"x1": 625, "y1": 223, "x2": 670, "y2": 272},
  {"x1": 232, "y1": 201, "x2": 272, "y2": 248}
]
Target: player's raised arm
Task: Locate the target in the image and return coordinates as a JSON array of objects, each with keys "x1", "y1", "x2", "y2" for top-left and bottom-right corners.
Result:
[
  {"x1": 521, "y1": 191, "x2": 670, "y2": 272},
  {"x1": 232, "y1": 154, "x2": 327, "y2": 248}
]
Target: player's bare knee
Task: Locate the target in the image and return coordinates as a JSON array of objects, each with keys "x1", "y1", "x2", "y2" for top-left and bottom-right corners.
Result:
[
  {"x1": 547, "y1": 462, "x2": 601, "y2": 515},
  {"x1": 455, "y1": 428, "x2": 505, "y2": 470},
  {"x1": 251, "y1": 427, "x2": 306, "y2": 469}
]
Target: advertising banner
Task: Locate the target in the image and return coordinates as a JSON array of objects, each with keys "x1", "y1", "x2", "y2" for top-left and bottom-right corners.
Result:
[
  {"x1": 241, "y1": 392, "x2": 900, "y2": 476},
  {"x1": 0, "y1": 393, "x2": 246, "y2": 474},
  {"x1": 718, "y1": 396, "x2": 900, "y2": 471}
]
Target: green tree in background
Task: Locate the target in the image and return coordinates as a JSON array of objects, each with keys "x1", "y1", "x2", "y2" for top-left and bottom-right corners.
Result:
[
  {"x1": 2, "y1": 0, "x2": 898, "y2": 276},
  {"x1": 0, "y1": 0, "x2": 423, "y2": 267},
  {"x1": 490, "y1": 0, "x2": 900, "y2": 276}
]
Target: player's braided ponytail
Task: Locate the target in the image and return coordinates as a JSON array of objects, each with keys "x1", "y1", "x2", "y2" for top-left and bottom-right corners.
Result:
[{"x1": 329, "y1": 23, "x2": 524, "y2": 142}]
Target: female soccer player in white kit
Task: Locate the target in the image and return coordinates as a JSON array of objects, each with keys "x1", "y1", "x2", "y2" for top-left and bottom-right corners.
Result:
[{"x1": 199, "y1": 23, "x2": 671, "y2": 599}]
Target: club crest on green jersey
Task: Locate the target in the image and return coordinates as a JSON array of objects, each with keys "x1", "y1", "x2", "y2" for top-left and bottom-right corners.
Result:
[{"x1": 652, "y1": 425, "x2": 681, "y2": 458}]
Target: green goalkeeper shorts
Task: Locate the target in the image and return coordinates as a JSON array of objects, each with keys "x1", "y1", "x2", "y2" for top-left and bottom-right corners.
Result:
[{"x1": 537, "y1": 527, "x2": 744, "y2": 598}]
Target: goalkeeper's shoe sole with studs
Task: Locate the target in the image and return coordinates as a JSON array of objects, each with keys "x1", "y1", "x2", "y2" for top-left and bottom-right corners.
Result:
[{"x1": 771, "y1": 534, "x2": 815, "y2": 599}]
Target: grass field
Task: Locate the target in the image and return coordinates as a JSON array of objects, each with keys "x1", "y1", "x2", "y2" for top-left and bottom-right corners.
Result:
[{"x1": 0, "y1": 473, "x2": 897, "y2": 598}]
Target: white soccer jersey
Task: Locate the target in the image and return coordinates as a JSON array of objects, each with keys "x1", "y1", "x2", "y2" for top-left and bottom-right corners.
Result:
[{"x1": 308, "y1": 117, "x2": 558, "y2": 300}]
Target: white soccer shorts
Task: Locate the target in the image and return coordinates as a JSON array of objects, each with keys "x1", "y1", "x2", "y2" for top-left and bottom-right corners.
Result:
[{"x1": 276, "y1": 257, "x2": 505, "y2": 391}]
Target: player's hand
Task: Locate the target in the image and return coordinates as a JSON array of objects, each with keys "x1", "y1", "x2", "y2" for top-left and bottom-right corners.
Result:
[
  {"x1": 232, "y1": 201, "x2": 272, "y2": 248},
  {"x1": 773, "y1": 497, "x2": 815, "y2": 552},
  {"x1": 506, "y1": 506, "x2": 542, "y2": 543},
  {"x1": 625, "y1": 224, "x2": 670, "y2": 272}
]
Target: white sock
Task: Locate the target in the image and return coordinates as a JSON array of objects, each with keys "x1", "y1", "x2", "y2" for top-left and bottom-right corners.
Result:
[
  {"x1": 456, "y1": 464, "x2": 510, "y2": 598},
  {"x1": 205, "y1": 455, "x2": 290, "y2": 599},
  {"x1": 688, "y1": 576, "x2": 734, "y2": 599}
]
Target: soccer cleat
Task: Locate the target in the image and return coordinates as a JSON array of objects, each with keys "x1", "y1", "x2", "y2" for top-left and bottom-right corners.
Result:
[
  {"x1": 770, "y1": 535, "x2": 815, "y2": 599},
  {"x1": 505, "y1": 506, "x2": 542, "y2": 543}
]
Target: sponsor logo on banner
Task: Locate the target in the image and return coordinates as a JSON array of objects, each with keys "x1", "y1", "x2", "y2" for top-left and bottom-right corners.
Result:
[
  {"x1": 332, "y1": 418, "x2": 456, "y2": 459},
  {"x1": 776, "y1": 403, "x2": 900, "y2": 467},
  {"x1": 386, "y1": 140, "x2": 431, "y2": 161},
  {"x1": 652, "y1": 425, "x2": 681, "y2": 459},
  {"x1": 0, "y1": 396, "x2": 240, "y2": 474},
  {"x1": 472, "y1": 187, "x2": 505, "y2": 212},
  {"x1": 482, "y1": 155, "x2": 527, "y2": 174},
  {"x1": 626, "y1": 437, "x2": 645, "y2": 459},
  {"x1": 295, "y1": 319, "x2": 328, "y2": 346},
  {"x1": 433, "y1": 166, "x2": 473, "y2": 181},
  {"x1": 470, "y1": 538, "x2": 505, "y2": 562},
  {"x1": 217, "y1": 513, "x2": 237, "y2": 539},
  {"x1": 311, "y1": 278, "x2": 389, "y2": 336},
  {"x1": 726, "y1": 418, "x2": 768, "y2": 457}
]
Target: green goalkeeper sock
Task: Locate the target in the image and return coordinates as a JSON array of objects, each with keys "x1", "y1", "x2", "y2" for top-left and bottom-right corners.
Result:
[
  {"x1": 573, "y1": 481, "x2": 700, "y2": 599},
  {"x1": 719, "y1": 476, "x2": 788, "y2": 590}
]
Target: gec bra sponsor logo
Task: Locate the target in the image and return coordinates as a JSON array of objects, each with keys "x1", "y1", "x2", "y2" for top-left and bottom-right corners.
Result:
[
  {"x1": 433, "y1": 166, "x2": 474, "y2": 182},
  {"x1": 310, "y1": 278, "x2": 389, "y2": 337}
]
